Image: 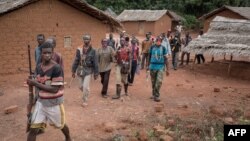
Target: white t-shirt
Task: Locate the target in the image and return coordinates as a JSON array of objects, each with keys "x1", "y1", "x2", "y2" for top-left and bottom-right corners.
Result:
[{"x1": 176, "y1": 25, "x2": 182, "y2": 33}]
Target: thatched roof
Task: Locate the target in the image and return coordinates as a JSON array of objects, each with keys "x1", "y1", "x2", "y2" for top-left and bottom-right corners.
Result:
[
  {"x1": 104, "y1": 8, "x2": 117, "y2": 18},
  {"x1": 0, "y1": 0, "x2": 122, "y2": 29},
  {"x1": 168, "y1": 11, "x2": 185, "y2": 21},
  {"x1": 199, "y1": 5, "x2": 250, "y2": 20},
  {"x1": 184, "y1": 16, "x2": 250, "y2": 58},
  {"x1": 117, "y1": 10, "x2": 183, "y2": 22}
]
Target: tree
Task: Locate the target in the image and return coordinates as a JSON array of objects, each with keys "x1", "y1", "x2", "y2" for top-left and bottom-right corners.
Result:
[{"x1": 86, "y1": 0, "x2": 250, "y2": 29}]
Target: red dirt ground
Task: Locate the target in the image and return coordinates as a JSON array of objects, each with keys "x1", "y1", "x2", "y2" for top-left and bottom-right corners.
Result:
[
  {"x1": 0, "y1": 33, "x2": 250, "y2": 141},
  {"x1": 0, "y1": 60, "x2": 250, "y2": 141}
]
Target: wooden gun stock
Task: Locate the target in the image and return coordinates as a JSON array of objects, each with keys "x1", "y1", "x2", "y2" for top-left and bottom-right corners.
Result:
[{"x1": 26, "y1": 75, "x2": 34, "y2": 132}]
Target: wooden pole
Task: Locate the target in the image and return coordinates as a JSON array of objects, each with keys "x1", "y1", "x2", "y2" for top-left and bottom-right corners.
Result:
[
  {"x1": 228, "y1": 54, "x2": 233, "y2": 76},
  {"x1": 211, "y1": 55, "x2": 214, "y2": 63},
  {"x1": 191, "y1": 55, "x2": 196, "y2": 70},
  {"x1": 227, "y1": 63, "x2": 231, "y2": 76},
  {"x1": 230, "y1": 54, "x2": 233, "y2": 61}
]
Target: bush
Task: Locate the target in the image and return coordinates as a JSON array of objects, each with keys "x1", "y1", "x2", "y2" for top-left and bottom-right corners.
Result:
[{"x1": 182, "y1": 14, "x2": 201, "y2": 30}]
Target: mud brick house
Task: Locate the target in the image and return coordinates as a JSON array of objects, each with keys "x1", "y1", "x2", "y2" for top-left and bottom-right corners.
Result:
[
  {"x1": 0, "y1": 0, "x2": 121, "y2": 74},
  {"x1": 116, "y1": 10, "x2": 183, "y2": 36},
  {"x1": 199, "y1": 5, "x2": 250, "y2": 32}
]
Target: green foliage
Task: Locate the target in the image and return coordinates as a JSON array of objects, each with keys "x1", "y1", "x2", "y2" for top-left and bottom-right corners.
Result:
[
  {"x1": 238, "y1": 116, "x2": 250, "y2": 125},
  {"x1": 215, "y1": 131, "x2": 224, "y2": 141},
  {"x1": 85, "y1": 0, "x2": 250, "y2": 29},
  {"x1": 182, "y1": 14, "x2": 201, "y2": 29},
  {"x1": 147, "y1": 129, "x2": 155, "y2": 138}
]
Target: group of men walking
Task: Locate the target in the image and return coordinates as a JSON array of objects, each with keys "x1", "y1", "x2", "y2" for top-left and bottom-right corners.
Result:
[
  {"x1": 26, "y1": 29, "x2": 205, "y2": 140},
  {"x1": 26, "y1": 32, "x2": 141, "y2": 141}
]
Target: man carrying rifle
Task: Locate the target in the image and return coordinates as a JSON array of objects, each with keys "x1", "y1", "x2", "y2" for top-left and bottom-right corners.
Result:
[{"x1": 26, "y1": 42, "x2": 72, "y2": 141}]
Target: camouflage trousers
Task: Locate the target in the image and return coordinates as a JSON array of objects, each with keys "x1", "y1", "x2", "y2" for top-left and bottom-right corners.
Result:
[{"x1": 150, "y1": 70, "x2": 164, "y2": 98}]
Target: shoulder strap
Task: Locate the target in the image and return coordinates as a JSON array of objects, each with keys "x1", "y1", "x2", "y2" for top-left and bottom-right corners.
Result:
[
  {"x1": 77, "y1": 48, "x2": 83, "y2": 66},
  {"x1": 78, "y1": 47, "x2": 83, "y2": 55}
]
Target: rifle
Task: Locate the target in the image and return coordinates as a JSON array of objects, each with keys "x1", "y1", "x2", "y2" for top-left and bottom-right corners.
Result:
[{"x1": 26, "y1": 44, "x2": 34, "y2": 132}]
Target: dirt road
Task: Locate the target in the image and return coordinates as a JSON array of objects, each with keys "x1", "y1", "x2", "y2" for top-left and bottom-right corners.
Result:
[{"x1": 0, "y1": 61, "x2": 249, "y2": 141}]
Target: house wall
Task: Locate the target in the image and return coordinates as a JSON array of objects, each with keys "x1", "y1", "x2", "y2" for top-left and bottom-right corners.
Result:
[
  {"x1": 203, "y1": 9, "x2": 247, "y2": 32},
  {"x1": 121, "y1": 14, "x2": 172, "y2": 36},
  {"x1": 0, "y1": 0, "x2": 107, "y2": 74},
  {"x1": 121, "y1": 21, "x2": 155, "y2": 36},
  {"x1": 154, "y1": 14, "x2": 172, "y2": 36}
]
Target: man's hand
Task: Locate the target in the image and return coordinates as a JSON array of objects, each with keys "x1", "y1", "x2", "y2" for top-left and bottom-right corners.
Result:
[
  {"x1": 94, "y1": 74, "x2": 98, "y2": 80},
  {"x1": 26, "y1": 79, "x2": 37, "y2": 86},
  {"x1": 72, "y1": 73, "x2": 75, "y2": 78},
  {"x1": 165, "y1": 70, "x2": 169, "y2": 76}
]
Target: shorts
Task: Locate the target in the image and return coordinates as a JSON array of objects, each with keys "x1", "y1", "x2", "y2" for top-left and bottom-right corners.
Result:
[
  {"x1": 116, "y1": 65, "x2": 128, "y2": 84},
  {"x1": 30, "y1": 101, "x2": 65, "y2": 129}
]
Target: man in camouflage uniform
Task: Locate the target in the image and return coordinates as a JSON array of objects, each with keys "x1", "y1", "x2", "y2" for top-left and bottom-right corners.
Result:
[{"x1": 147, "y1": 36, "x2": 169, "y2": 102}]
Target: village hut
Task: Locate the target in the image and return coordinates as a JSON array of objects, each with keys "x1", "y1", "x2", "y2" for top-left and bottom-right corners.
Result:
[
  {"x1": 199, "y1": 6, "x2": 250, "y2": 32},
  {"x1": 184, "y1": 16, "x2": 250, "y2": 59},
  {"x1": 184, "y1": 16, "x2": 250, "y2": 75},
  {"x1": 0, "y1": 0, "x2": 122, "y2": 74},
  {"x1": 117, "y1": 10, "x2": 184, "y2": 36}
]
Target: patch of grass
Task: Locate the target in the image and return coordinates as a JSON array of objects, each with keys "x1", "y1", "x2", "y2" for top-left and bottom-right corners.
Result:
[
  {"x1": 147, "y1": 129, "x2": 156, "y2": 138},
  {"x1": 238, "y1": 116, "x2": 250, "y2": 125},
  {"x1": 133, "y1": 130, "x2": 139, "y2": 138},
  {"x1": 111, "y1": 134, "x2": 125, "y2": 141},
  {"x1": 126, "y1": 109, "x2": 230, "y2": 141},
  {"x1": 215, "y1": 131, "x2": 224, "y2": 141}
]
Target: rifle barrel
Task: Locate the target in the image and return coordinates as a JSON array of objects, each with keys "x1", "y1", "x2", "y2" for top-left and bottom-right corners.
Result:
[{"x1": 28, "y1": 45, "x2": 32, "y2": 75}]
